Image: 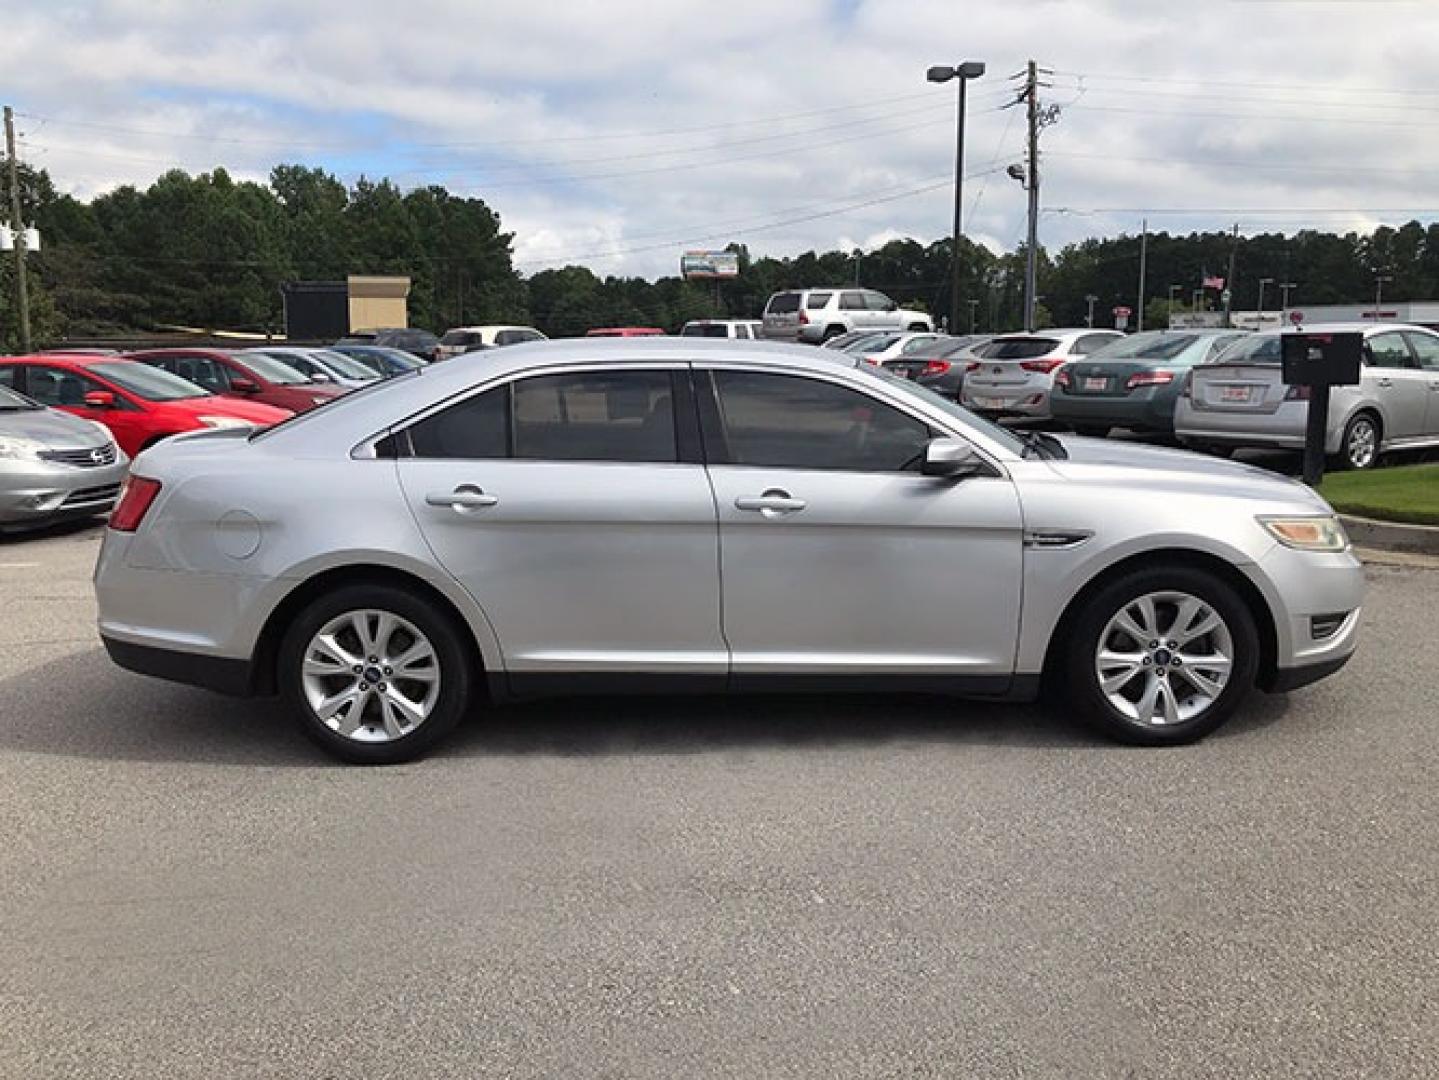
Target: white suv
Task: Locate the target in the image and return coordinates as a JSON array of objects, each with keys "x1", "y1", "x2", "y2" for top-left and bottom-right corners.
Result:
[
  {"x1": 762, "y1": 288, "x2": 934, "y2": 344},
  {"x1": 679, "y1": 319, "x2": 763, "y2": 339},
  {"x1": 433, "y1": 325, "x2": 547, "y2": 361}
]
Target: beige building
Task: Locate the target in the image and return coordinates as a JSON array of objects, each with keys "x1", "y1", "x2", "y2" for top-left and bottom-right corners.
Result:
[{"x1": 347, "y1": 275, "x2": 411, "y2": 332}]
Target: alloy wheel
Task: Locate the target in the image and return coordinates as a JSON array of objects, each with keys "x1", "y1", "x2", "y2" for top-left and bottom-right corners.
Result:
[
  {"x1": 300, "y1": 609, "x2": 441, "y2": 743},
  {"x1": 1346, "y1": 417, "x2": 1378, "y2": 470},
  {"x1": 1093, "y1": 591, "x2": 1235, "y2": 727}
]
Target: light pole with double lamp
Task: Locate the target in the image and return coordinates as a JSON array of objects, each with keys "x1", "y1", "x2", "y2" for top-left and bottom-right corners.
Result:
[{"x1": 927, "y1": 61, "x2": 986, "y2": 337}]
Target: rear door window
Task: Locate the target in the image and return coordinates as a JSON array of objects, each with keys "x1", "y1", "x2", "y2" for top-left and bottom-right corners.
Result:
[
  {"x1": 512, "y1": 371, "x2": 677, "y2": 463},
  {"x1": 1368, "y1": 333, "x2": 1415, "y2": 369},
  {"x1": 409, "y1": 386, "x2": 510, "y2": 459},
  {"x1": 840, "y1": 292, "x2": 867, "y2": 311},
  {"x1": 864, "y1": 292, "x2": 896, "y2": 312},
  {"x1": 805, "y1": 292, "x2": 833, "y2": 310}
]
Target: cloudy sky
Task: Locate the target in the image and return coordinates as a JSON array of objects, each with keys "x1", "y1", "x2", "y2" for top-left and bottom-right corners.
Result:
[{"x1": 8, "y1": 0, "x2": 1439, "y2": 278}]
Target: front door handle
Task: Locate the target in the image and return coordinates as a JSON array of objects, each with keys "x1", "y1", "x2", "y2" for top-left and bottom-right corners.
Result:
[
  {"x1": 426, "y1": 484, "x2": 499, "y2": 512},
  {"x1": 735, "y1": 489, "x2": 806, "y2": 517}
]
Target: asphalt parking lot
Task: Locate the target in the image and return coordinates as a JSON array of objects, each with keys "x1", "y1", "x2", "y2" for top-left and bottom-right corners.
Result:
[{"x1": 1, "y1": 523, "x2": 1436, "y2": 1079}]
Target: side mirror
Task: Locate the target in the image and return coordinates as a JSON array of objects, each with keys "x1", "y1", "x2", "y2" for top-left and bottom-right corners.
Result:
[
  {"x1": 922, "y1": 437, "x2": 984, "y2": 478},
  {"x1": 83, "y1": 390, "x2": 115, "y2": 409},
  {"x1": 309, "y1": 371, "x2": 333, "y2": 383},
  {"x1": 231, "y1": 378, "x2": 259, "y2": 393}
]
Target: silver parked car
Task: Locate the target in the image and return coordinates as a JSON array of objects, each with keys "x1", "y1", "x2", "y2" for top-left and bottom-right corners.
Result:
[
  {"x1": 1176, "y1": 323, "x2": 1439, "y2": 469},
  {"x1": 240, "y1": 347, "x2": 380, "y2": 391},
  {"x1": 962, "y1": 329, "x2": 1126, "y2": 420},
  {"x1": 1, "y1": 382, "x2": 129, "y2": 532},
  {"x1": 95, "y1": 339, "x2": 1362, "y2": 763}
]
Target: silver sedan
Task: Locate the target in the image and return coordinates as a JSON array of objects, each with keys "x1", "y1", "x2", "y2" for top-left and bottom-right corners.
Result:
[
  {"x1": 1, "y1": 384, "x2": 129, "y2": 532},
  {"x1": 95, "y1": 340, "x2": 1363, "y2": 763}
]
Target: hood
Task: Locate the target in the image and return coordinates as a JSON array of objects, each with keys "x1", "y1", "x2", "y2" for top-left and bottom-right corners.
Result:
[
  {"x1": 157, "y1": 395, "x2": 293, "y2": 424},
  {"x1": 1044, "y1": 435, "x2": 1330, "y2": 509},
  {"x1": 0, "y1": 404, "x2": 112, "y2": 449}
]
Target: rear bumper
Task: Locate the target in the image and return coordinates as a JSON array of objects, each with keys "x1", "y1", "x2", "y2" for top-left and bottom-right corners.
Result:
[
  {"x1": 963, "y1": 388, "x2": 1052, "y2": 419},
  {"x1": 1050, "y1": 393, "x2": 1176, "y2": 431},
  {"x1": 102, "y1": 635, "x2": 257, "y2": 696}
]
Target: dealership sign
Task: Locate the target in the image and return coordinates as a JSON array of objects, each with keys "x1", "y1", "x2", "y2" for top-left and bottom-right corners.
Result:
[{"x1": 681, "y1": 250, "x2": 740, "y2": 279}]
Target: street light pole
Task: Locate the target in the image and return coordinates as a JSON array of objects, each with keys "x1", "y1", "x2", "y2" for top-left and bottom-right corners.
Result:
[
  {"x1": 1279, "y1": 281, "x2": 1296, "y2": 317},
  {"x1": 967, "y1": 298, "x2": 979, "y2": 334},
  {"x1": 1257, "y1": 276, "x2": 1273, "y2": 326},
  {"x1": 1168, "y1": 284, "x2": 1181, "y2": 324},
  {"x1": 1084, "y1": 294, "x2": 1097, "y2": 328},
  {"x1": 1373, "y1": 271, "x2": 1393, "y2": 319},
  {"x1": 928, "y1": 61, "x2": 986, "y2": 338}
]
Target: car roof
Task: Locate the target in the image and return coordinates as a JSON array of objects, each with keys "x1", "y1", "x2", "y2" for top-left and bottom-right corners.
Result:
[
  {"x1": 6, "y1": 352, "x2": 141, "y2": 367},
  {"x1": 991, "y1": 328, "x2": 1112, "y2": 341},
  {"x1": 1255, "y1": 321, "x2": 1430, "y2": 337},
  {"x1": 445, "y1": 325, "x2": 532, "y2": 333}
]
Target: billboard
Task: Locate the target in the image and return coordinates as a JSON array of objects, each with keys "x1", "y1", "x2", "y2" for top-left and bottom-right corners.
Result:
[{"x1": 681, "y1": 250, "x2": 740, "y2": 279}]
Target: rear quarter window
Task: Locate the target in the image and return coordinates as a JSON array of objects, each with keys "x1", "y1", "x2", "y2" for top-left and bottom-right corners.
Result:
[
  {"x1": 765, "y1": 293, "x2": 801, "y2": 315},
  {"x1": 805, "y1": 292, "x2": 833, "y2": 310}
]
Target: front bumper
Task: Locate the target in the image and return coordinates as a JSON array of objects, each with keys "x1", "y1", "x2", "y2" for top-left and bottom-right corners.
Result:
[
  {"x1": 0, "y1": 456, "x2": 129, "y2": 528},
  {"x1": 1247, "y1": 543, "x2": 1365, "y2": 691}
]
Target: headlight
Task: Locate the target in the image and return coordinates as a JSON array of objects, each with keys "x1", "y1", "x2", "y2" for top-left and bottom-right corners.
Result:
[
  {"x1": 197, "y1": 416, "x2": 254, "y2": 430},
  {"x1": 0, "y1": 435, "x2": 44, "y2": 460},
  {"x1": 1259, "y1": 515, "x2": 1349, "y2": 552}
]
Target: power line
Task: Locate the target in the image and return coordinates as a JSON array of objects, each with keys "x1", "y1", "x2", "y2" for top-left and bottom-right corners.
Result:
[
  {"x1": 1064, "y1": 101, "x2": 1439, "y2": 128},
  {"x1": 1050, "y1": 69, "x2": 1439, "y2": 99},
  {"x1": 1045, "y1": 149, "x2": 1439, "y2": 179}
]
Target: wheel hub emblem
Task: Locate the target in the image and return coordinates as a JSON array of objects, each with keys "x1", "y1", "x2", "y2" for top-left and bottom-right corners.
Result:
[
  {"x1": 364, "y1": 666, "x2": 383, "y2": 684},
  {"x1": 1153, "y1": 648, "x2": 1173, "y2": 667}
]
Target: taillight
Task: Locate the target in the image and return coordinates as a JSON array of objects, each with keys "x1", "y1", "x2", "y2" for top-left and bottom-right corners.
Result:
[
  {"x1": 965, "y1": 361, "x2": 981, "y2": 373},
  {"x1": 798, "y1": 310, "x2": 809, "y2": 325},
  {"x1": 1284, "y1": 384, "x2": 1311, "y2": 401},
  {"x1": 109, "y1": 476, "x2": 162, "y2": 533},
  {"x1": 921, "y1": 360, "x2": 951, "y2": 377},
  {"x1": 1125, "y1": 370, "x2": 1176, "y2": 390},
  {"x1": 1020, "y1": 357, "x2": 1066, "y2": 374},
  {"x1": 1053, "y1": 367, "x2": 1072, "y2": 389}
]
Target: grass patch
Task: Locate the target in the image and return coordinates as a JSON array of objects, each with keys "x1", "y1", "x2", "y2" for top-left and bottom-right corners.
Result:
[{"x1": 1320, "y1": 464, "x2": 1439, "y2": 527}]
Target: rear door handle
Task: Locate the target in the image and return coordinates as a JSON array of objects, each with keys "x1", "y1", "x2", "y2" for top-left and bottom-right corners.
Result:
[
  {"x1": 1377, "y1": 378, "x2": 1394, "y2": 387},
  {"x1": 735, "y1": 489, "x2": 807, "y2": 517},
  {"x1": 426, "y1": 484, "x2": 499, "y2": 511}
]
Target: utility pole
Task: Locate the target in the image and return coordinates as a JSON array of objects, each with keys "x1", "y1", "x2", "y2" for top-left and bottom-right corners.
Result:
[
  {"x1": 967, "y1": 298, "x2": 979, "y2": 334},
  {"x1": 1279, "y1": 280, "x2": 1296, "y2": 317},
  {"x1": 4, "y1": 106, "x2": 32, "y2": 354},
  {"x1": 1257, "y1": 277, "x2": 1273, "y2": 327},
  {"x1": 1084, "y1": 294, "x2": 1097, "y2": 328},
  {"x1": 1024, "y1": 60, "x2": 1040, "y2": 332},
  {"x1": 1136, "y1": 218, "x2": 1148, "y2": 331},
  {"x1": 1223, "y1": 222, "x2": 1239, "y2": 328}
]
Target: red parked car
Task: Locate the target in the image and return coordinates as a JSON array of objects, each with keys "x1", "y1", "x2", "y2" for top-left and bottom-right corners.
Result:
[
  {"x1": 0, "y1": 355, "x2": 292, "y2": 458},
  {"x1": 124, "y1": 348, "x2": 344, "y2": 413},
  {"x1": 584, "y1": 327, "x2": 667, "y2": 337}
]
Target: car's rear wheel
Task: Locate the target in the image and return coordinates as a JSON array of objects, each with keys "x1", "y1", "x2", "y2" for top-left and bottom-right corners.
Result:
[
  {"x1": 1062, "y1": 566, "x2": 1259, "y2": 745},
  {"x1": 279, "y1": 583, "x2": 473, "y2": 764},
  {"x1": 821, "y1": 325, "x2": 845, "y2": 342},
  {"x1": 1072, "y1": 425, "x2": 1111, "y2": 438},
  {"x1": 1335, "y1": 411, "x2": 1381, "y2": 471}
]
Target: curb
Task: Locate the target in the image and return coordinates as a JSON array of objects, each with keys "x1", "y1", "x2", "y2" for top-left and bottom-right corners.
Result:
[{"x1": 1340, "y1": 513, "x2": 1439, "y2": 556}]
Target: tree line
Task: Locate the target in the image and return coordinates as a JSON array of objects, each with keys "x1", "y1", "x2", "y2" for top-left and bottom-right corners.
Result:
[{"x1": 5, "y1": 161, "x2": 1439, "y2": 351}]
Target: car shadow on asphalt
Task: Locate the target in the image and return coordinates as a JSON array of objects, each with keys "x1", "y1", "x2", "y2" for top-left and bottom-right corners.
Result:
[
  {"x1": 0, "y1": 646, "x2": 1301, "y2": 767},
  {"x1": 0, "y1": 518, "x2": 106, "y2": 546}
]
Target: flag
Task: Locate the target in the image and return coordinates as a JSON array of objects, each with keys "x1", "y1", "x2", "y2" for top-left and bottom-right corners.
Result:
[{"x1": 1203, "y1": 275, "x2": 1226, "y2": 290}]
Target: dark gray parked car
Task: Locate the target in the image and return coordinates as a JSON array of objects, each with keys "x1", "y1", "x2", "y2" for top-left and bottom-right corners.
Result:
[{"x1": 881, "y1": 335, "x2": 995, "y2": 399}]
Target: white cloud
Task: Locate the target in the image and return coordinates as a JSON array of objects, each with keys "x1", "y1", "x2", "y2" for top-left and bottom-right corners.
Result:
[{"x1": 8, "y1": 0, "x2": 1439, "y2": 279}]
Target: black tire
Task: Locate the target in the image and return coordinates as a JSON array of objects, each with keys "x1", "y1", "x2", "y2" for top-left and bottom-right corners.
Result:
[
  {"x1": 821, "y1": 325, "x2": 845, "y2": 342},
  {"x1": 1072, "y1": 425, "x2": 1111, "y2": 438},
  {"x1": 1061, "y1": 565, "x2": 1260, "y2": 746},
  {"x1": 278, "y1": 582, "x2": 474, "y2": 764},
  {"x1": 1333, "y1": 411, "x2": 1382, "y2": 471}
]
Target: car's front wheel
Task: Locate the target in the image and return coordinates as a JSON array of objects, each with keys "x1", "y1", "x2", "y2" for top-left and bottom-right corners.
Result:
[
  {"x1": 1062, "y1": 566, "x2": 1259, "y2": 745},
  {"x1": 1336, "y1": 411, "x2": 1382, "y2": 471},
  {"x1": 279, "y1": 583, "x2": 474, "y2": 763}
]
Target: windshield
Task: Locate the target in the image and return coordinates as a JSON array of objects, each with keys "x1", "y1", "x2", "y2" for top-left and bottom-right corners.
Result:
[
  {"x1": 312, "y1": 349, "x2": 382, "y2": 380},
  {"x1": 862, "y1": 363, "x2": 1027, "y2": 456},
  {"x1": 90, "y1": 361, "x2": 211, "y2": 401},
  {"x1": 844, "y1": 333, "x2": 901, "y2": 354},
  {"x1": 0, "y1": 384, "x2": 42, "y2": 410},
  {"x1": 1087, "y1": 332, "x2": 1201, "y2": 363},
  {"x1": 1210, "y1": 333, "x2": 1282, "y2": 365},
  {"x1": 982, "y1": 337, "x2": 1060, "y2": 360},
  {"x1": 765, "y1": 293, "x2": 800, "y2": 315},
  {"x1": 681, "y1": 323, "x2": 730, "y2": 337},
  {"x1": 440, "y1": 330, "x2": 484, "y2": 347},
  {"x1": 234, "y1": 351, "x2": 313, "y2": 385}
]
